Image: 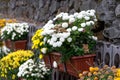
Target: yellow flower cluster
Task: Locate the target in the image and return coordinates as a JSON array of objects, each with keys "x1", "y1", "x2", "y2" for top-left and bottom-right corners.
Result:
[
  {"x1": 114, "y1": 69, "x2": 120, "y2": 80},
  {"x1": 79, "y1": 65, "x2": 117, "y2": 80},
  {"x1": 0, "y1": 19, "x2": 16, "y2": 28},
  {"x1": 0, "y1": 50, "x2": 33, "y2": 79},
  {"x1": 32, "y1": 29, "x2": 44, "y2": 49},
  {"x1": 32, "y1": 29, "x2": 48, "y2": 59},
  {"x1": 0, "y1": 19, "x2": 6, "y2": 28}
]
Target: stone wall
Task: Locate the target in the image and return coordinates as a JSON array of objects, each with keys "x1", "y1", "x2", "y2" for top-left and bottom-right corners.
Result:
[{"x1": 0, "y1": 0, "x2": 120, "y2": 40}]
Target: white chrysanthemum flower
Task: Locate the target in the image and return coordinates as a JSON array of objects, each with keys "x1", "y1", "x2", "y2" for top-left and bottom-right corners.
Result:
[
  {"x1": 63, "y1": 13, "x2": 68, "y2": 17},
  {"x1": 62, "y1": 16, "x2": 69, "y2": 20},
  {"x1": 74, "y1": 12, "x2": 79, "y2": 17},
  {"x1": 49, "y1": 40, "x2": 54, "y2": 45},
  {"x1": 77, "y1": 14, "x2": 83, "y2": 19},
  {"x1": 92, "y1": 36, "x2": 98, "y2": 40},
  {"x1": 62, "y1": 22, "x2": 68, "y2": 28},
  {"x1": 41, "y1": 48, "x2": 47, "y2": 54},
  {"x1": 60, "y1": 37, "x2": 65, "y2": 42},
  {"x1": 84, "y1": 16, "x2": 90, "y2": 20},
  {"x1": 69, "y1": 15, "x2": 74, "y2": 18},
  {"x1": 81, "y1": 23, "x2": 86, "y2": 27},
  {"x1": 48, "y1": 20, "x2": 53, "y2": 24},
  {"x1": 66, "y1": 28, "x2": 72, "y2": 32},
  {"x1": 52, "y1": 43, "x2": 57, "y2": 47},
  {"x1": 86, "y1": 22, "x2": 91, "y2": 26},
  {"x1": 67, "y1": 37, "x2": 72, "y2": 42},
  {"x1": 80, "y1": 11, "x2": 86, "y2": 15},
  {"x1": 78, "y1": 28, "x2": 84, "y2": 32},
  {"x1": 94, "y1": 19, "x2": 97, "y2": 21},
  {"x1": 51, "y1": 37, "x2": 57, "y2": 42},
  {"x1": 89, "y1": 21, "x2": 95, "y2": 25},
  {"x1": 90, "y1": 9, "x2": 95, "y2": 13},
  {"x1": 89, "y1": 12, "x2": 95, "y2": 16},
  {"x1": 72, "y1": 26, "x2": 78, "y2": 31},
  {"x1": 69, "y1": 17, "x2": 75, "y2": 23},
  {"x1": 47, "y1": 39, "x2": 50, "y2": 43},
  {"x1": 62, "y1": 32, "x2": 70, "y2": 38},
  {"x1": 53, "y1": 12, "x2": 64, "y2": 20},
  {"x1": 53, "y1": 61, "x2": 58, "y2": 68},
  {"x1": 56, "y1": 41, "x2": 62, "y2": 47},
  {"x1": 2, "y1": 46, "x2": 10, "y2": 54}
]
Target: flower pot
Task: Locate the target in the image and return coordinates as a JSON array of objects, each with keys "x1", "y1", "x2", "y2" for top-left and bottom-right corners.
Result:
[
  {"x1": 66, "y1": 54, "x2": 96, "y2": 77},
  {"x1": 5, "y1": 40, "x2": 27, "y2": 51},
  {"x1": 43, "y1": 52, "x2": 66, "y2": 72},
  {"x1": 43, "y1": 52, "x2": 96, "y2": 78},
  {"x1": 43, "y1": 54, "x2": 52, "y2": 68}
]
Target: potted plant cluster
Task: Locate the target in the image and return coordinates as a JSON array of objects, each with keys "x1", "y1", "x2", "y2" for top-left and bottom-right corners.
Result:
[
  {"x1": 78, "y1": 65, "x2": 120, "y2": 80},
  {"x1": 0, "y1": 50, "x2": 34, "y2": 80},
  {"x1": 32, "y1": 9, "x2": 98, "y2": 77},
  {"x1": 17, "y1": 59, "x2": 50, "y2": 80},
  {"x1": 1, "y1": 22, "x2": 29, "y2": 51},
  {"x1": 0, "y1": 19, "x2": 11, "y2": 59}
]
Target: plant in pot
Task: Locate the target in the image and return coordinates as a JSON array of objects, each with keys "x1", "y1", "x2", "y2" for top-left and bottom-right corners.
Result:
[
  {"x1": 32, "y1": 9, "x2": 98, "y2": 77},
  {"x1": 17, "y1": 59, "x2": 50, "y2": 80},
  {"x1": 0, "y1": 19, "x2": 17, "y2": 58},
  {"x1": 0, "y1": 50, "x2": 34, "y2": 80},
  {"x1": 1, "y1": 22, "x2": 29, "y2": 51},
  {"x1": 78, "y1": 65, "x2": 118, "y2": 80}
]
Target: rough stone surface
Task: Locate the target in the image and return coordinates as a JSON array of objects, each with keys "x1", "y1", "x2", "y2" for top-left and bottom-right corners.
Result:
[
  {"x1": 0, "y1": 0, "x2": 120, "y2": 33},
  {"x1": 115, "y1": 4, "x2": 120, "y2": 17}
]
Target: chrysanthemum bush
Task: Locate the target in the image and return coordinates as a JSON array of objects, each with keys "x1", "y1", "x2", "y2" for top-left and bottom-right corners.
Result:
[
  {"x1": 1, "y1": 22, "x2": 29, "y2": 41},
  {"x1": 78, "y1": 65, "x2": 120, "y2": 80},
  {"x1": 0, "y1": 50, "x2": 33, "y2": 80},
  {"x1": 17, "y1": 59, "x2": 50, "y2": 80},
  {"x1": 32, "y1": 9, "x2": 98, "y2": 61}
]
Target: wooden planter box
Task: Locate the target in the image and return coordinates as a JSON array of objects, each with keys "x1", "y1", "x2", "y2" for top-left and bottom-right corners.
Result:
[
  {"x1": 43, "y1": 52, "x2": 96, "y2": 78},
  {"x1": 5, "y1": 40, "x2": 27, "y2": 51}
]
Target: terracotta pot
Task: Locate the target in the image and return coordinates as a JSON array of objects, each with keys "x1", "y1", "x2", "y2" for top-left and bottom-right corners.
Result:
[
  {"x1": 43, "y1": 52, "x2": 66, "y2": 72},
  {"x1": 43, "y1": 54, "x2": 52, "y2": 68},
  {"x1": 43, "y1": 52, "x2": 96, "y2": 78},
  {"x1": 66, "y1": 54, "x2": 96, "y2": 77},
  {"x1": 5, "y1": 40, "x2": 27, "y2": 51}
]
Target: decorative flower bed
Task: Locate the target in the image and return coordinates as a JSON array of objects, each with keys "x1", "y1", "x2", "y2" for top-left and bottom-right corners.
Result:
[
  {"x1": 31, "y1": 9, "x2": 98, "y2": 77},
  {"x1": 32, "y1": 9, "x2": 98, "y2": 62},
  {"x1": 0, "y1": 50, "x2": 33, "y2": 80}
]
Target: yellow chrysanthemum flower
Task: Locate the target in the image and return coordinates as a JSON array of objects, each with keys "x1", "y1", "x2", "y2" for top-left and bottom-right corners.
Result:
[{"x1": 39, "y1": 54, "x2": 44, "y2": 59}]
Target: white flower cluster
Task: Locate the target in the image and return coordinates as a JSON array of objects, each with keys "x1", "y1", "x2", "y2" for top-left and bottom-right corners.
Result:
[
  {"x1": 1, "y1": 23, "x2": 29, "y2": 40},
  {"x1": 17, "y1": 59, "x2": 50, "y2": 79},
  {"x1": 0, "y1": 45, "x2": 10, "y2": 54},
  {"x1": 41, "y1": 9, "x2": 97, "y2": 48}
]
